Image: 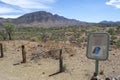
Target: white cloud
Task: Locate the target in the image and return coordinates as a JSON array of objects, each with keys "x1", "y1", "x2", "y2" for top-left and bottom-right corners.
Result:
[
  {"x1": 0, "y1": 6, "x2": 21, "y2": 14},
  {"x1": 0, "y1": 15, "x2": 21, "y2": 18},
  {"x1": 0, "y1": 0, "x2": 55, "y2": 9},
  {"x1": 106, "y1": 0, "x2": 120, "y2": 8},
  {"x1": 39, "y1": 0, "x2": 55, "y2": 3},
  {"x1": 0, "y1": 0, "x2": 55, "y2": 18}
]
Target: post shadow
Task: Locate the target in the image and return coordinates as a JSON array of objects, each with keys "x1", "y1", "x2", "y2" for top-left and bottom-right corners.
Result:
[{"x1": 49, "y1": 49, "x2": 64, "y2": 77}]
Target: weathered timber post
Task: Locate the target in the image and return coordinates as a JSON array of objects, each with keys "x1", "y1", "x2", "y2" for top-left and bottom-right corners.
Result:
[
  {"x1": 21, "y1": 45, "x2": 26, "y2": 63},
  {"x1": 0, "y1": 43, "x2": 4, "y2": 58},
  {"x1": 49, "y1": 49, "x2": 64, "y2": 77},
  {"x1": 59, "y1": 49, "x2": 64, "y2": 72}
]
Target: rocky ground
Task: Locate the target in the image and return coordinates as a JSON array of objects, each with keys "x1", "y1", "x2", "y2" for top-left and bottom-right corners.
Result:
[{"x1": 0, "y1": 40, "x2": 120, "y2": 80}]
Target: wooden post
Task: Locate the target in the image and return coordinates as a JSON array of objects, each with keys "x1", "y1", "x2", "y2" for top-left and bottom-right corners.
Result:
[
  {"x1": 59, "y1": 49, "x2": 64, "y2": 72},
  {"x1": 0, "y1": 43, "x2": 4, "y2": 58},
  {"x1": 49, "y1": 49, "x2": 64, "y2": 77},
  {"x1": 21, "y1": 45, "x2": 26, "y2": 63}
]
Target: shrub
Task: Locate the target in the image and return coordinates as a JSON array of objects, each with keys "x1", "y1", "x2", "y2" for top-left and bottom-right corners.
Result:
[
  {"x1": 3, "y1": 23, "x2": 15, "y2": 40},
  {"x1": 115, "y1": 39, "x2": 120, "y2": 48}
]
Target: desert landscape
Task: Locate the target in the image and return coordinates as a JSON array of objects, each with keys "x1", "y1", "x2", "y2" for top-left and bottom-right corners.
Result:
[
  {"x1": 0, "y1": 11, "x2": 120, "y2": 80},
  {"x1": 0, "y1": 40, "x2": 120, "y2": 80},
  {"x1": 1, "y1": 0, "x2": 120, "y2": 79}
]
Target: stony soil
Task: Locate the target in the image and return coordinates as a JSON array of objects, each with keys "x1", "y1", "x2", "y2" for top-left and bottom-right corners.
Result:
[{"x1": 0, "y1": 40, "x2": 120, "y2": 80}]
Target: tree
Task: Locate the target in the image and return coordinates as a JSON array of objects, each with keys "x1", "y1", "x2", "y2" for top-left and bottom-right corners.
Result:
[
  {"x1": 0, "y1": 30, "x2": 7, "y2": 40},
  {"x1": 3, "y1": 23, "x2": 15, "y2": 40}
]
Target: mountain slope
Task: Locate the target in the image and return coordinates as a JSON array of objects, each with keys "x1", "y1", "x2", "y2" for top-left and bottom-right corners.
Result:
[
  {"x1": 0, "y1": 11, "x2": 88, "y2": 28},
  {"x1": 99, "y1": 20, "x2": 120, "y2": 24}
]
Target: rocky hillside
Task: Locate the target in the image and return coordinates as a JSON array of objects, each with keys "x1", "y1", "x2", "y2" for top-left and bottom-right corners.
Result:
[{"x1": 0, "y1": 11, "x2": 88, "y2": 28}]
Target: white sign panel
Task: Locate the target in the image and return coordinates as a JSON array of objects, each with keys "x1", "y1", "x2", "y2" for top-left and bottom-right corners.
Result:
[{"x1": 86, "y1": 33, "x2": 110, "y2": 60}]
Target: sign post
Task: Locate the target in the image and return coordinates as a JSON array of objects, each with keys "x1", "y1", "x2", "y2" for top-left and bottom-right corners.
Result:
[
  {"x1": 95, "y1": 60, "x2": 99, "y2": 75},
  {"x1": 86, "y1": 32, "x2": 110, "y2": 75}
]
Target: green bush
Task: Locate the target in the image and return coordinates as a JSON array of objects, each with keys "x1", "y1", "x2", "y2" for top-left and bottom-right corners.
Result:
[
  {"x1": 115, "y1": 39, "x2": 120, "y2": 48},
  {"x1": 3, "y1": 23, "x2": 16, "y2": 40},
  {"x1": 107, "y1": 28, "x2": 116, "y2": 36},
  {"x1": 0, "y1": 30, "x2": 7, "y2": 40}
]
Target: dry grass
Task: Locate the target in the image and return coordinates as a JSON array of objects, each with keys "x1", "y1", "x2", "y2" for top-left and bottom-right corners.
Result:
[{"x1": 0, "y1": 40, "x2": 120, "y2": 80}]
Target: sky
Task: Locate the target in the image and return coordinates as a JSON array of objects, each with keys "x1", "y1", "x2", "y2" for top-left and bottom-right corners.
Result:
[{"x1": 0, "y1": 0, "x2": 120, "y2": 23}]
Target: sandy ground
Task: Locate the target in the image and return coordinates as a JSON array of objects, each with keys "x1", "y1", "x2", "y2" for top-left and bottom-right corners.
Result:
[{"x1": 0, "y1": 40, "x2": 120, "y2": 80}]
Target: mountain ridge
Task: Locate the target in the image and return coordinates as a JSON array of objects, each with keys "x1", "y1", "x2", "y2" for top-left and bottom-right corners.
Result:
[
  {"x1": 0, "y1": 11, "x2": 89, "y2": 28},
  {"x1": 99, "y1": 20, "x2": 120, "y2": 24},
  {"x1": 1, "y1": 11, "x2": 120, "y2": 28}
]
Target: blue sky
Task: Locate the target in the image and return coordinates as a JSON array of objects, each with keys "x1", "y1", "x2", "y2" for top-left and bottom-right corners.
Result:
[{"x1": 0, "y1": 0, "x2": 120, "y2": 22}]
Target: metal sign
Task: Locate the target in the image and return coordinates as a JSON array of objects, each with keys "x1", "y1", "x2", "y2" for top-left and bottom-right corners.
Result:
[{"x1": 86, "y1": 32, "x2": 110, "y2": 60}]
